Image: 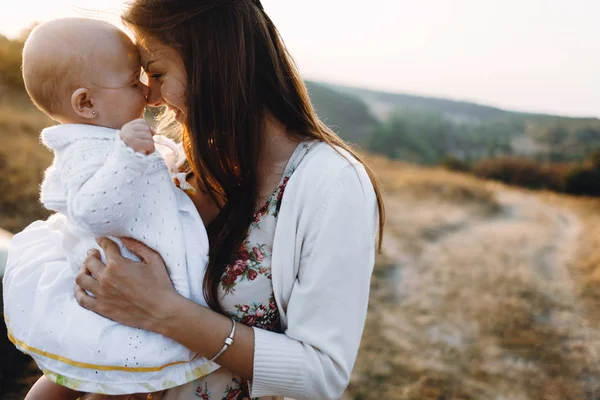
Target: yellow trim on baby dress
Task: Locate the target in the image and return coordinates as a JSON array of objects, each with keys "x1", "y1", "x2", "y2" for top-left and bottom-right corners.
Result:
[{"x1": 5, "y1": 315, "x2": 200, "y2": 372}]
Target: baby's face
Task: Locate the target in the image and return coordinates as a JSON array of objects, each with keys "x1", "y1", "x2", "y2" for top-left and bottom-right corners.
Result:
[{"x1": 89, "y1": 36, "x2": 149, "y2": 129}]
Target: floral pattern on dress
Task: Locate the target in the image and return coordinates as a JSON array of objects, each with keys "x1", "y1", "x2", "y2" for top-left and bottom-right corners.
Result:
[
  {"x1": 252, "y1": 174, "x2": 291, "y2": 228},
  {"x1": 221, "y1": 243, "x2": 269, "y2": 295},
  {"x1": 195, "y1": 375, "x2": 251, "y2": 400},
  {"x1": 222, "y1": 377, "x2": 251, "y2": 400},
  {"x1": 195, "y1": 381, "x2": 211, "y2": 399},
  {"x1": 229, "y1": 293, "x2": 279, "y2": 331}
]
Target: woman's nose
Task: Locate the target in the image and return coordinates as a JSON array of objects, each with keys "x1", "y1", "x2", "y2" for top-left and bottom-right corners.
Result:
[{"x1": 146, "y1": 84, "x2": 163, "y2": 107}]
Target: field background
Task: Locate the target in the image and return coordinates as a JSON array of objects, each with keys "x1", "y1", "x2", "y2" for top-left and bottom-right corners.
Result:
[{"x1": 2, "y1": 32, "x2": 600, "y2": 399}]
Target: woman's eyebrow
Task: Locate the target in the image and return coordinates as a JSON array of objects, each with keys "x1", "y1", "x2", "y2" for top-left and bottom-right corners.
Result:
[{"x1": 144, "y1": 60, "x2": 157, "y2": 70}]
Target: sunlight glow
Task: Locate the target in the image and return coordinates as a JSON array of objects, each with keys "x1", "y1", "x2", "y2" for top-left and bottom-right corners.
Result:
[{"x1": 3, "y1": 0, "x2": 599, "y2": 117}]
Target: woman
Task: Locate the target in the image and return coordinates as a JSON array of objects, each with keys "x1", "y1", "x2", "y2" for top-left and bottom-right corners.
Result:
[{"x1": 76, "y1": 0, "x2": 385, "y2": 398}]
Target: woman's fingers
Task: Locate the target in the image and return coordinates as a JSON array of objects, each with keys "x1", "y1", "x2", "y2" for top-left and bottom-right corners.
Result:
[
  {"x1": 74, "y1": 285, "x2": 98, "y2": 312},
  {"x1": 72, "y1": 236, "x2": 175, "y2": 331},
  {"x1": 122, "y1": 237, "x2": 160, "y2": 264},
  {"x1": 88, "y1": 248, "x2": 101, "y2": 260},
  {"x1": 96, "y1": 237, "x2": 125, "y2": 264},
  {"x1": 75, "y1": 268, "x2": 100, "y2": 294},
  {"x1": 84, "y1": 249, "x2": 106, "y2": 278}
]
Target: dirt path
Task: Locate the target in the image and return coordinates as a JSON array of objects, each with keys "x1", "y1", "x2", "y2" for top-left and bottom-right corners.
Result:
[
  {"x1": 383, "y1": 190, "x2": 582, "y2": 305},
  {"x1": 360, "y1": 187, "x2": 600, "y2": 399}
]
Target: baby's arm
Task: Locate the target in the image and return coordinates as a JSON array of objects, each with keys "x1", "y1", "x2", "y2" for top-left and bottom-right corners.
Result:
[
  {"x1": 63, "y1": 120, "x2": 169, "y2": 237},
  {"x1": 25, "y1": 376, "x2": 83, "y2": 400}
]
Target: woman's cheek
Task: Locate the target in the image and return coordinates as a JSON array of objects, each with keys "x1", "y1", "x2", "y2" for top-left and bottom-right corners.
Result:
[{"x1": 162, "y1": 76, "x2": 187, "y2": 112}]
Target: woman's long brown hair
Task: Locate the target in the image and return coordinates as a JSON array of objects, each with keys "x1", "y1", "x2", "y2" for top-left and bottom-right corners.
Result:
[{"x1": 123, "y1": 0, "x2": 385, "y2": 313}]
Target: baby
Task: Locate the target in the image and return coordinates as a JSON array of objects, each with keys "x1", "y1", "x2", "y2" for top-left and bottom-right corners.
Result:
[{"x1": 2, "y1": 18, "x2": 218, "y2": 399}]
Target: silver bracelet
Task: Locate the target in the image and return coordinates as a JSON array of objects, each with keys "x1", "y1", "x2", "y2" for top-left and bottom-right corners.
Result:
[{"x1": 209, "y1": 318, "x2": 236, "y2": 363}]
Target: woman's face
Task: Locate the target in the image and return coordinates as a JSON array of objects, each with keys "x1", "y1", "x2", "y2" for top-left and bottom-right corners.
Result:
[{"x1": 137, "y1": 36, "x2": 188, "y2": 123}]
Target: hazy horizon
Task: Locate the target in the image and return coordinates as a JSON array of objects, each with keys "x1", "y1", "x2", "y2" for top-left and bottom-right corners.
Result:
[{"x1": 2, "y1": 0, "x2": 599, "y2": 118}]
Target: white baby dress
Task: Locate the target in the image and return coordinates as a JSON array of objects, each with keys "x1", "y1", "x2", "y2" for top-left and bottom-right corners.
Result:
[{"x1": 2, "y1": 124, "x2": 219, "y2": 395}]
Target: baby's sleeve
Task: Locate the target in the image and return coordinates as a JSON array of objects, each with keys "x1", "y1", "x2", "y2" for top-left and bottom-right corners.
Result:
[{"x1": 62, "y1": 136, "x2": 169, "y2": 237}]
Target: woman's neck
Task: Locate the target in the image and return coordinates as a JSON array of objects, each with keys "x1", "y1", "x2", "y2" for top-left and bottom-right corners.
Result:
[
  {"x1": 260, "y1": 114, "x2": 299, "y2": 165},
  {"x1": 256, "y1": 113, "x2": 301, "y2": 202}
]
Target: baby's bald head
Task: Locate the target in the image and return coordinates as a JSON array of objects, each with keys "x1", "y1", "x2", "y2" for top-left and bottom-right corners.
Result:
[{"x1": 22, "y1": 18, "x2": 137, "y2": 119}]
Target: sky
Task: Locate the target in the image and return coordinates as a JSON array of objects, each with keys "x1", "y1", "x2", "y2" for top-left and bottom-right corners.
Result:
[{"x1": 2, "y1": 0, "x2": 599, "y2": 117}]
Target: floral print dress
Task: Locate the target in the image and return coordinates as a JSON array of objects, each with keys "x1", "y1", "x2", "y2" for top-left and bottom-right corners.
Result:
[{"x1": 163, "y1": 141, "x2": 314, "y2": 400}]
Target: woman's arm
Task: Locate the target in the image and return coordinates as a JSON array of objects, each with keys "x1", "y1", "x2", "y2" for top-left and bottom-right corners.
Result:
[
  {"x1": 75, "y1": 238, "x2": 256, "y2": 381},
  {"x1": 75, "y1": 163, "x2": 377, "y2": 400},
  {"x1": 250, "y1": 164, "x2": 378, "y2": 399},
  {"x1": 157, "y1": 287, "x2": 257, "y2": 380}
]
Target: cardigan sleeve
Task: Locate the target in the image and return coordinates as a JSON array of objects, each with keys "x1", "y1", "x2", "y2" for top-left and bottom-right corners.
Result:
[
  {"x1": 63, "y1": 136, "x2": 167, "y2": 237},
  {"x1": 251, "y1": 164, "x2": 378, "y2": 399}
]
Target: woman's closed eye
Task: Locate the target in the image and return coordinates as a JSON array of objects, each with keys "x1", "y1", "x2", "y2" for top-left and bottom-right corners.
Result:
[
  {"x1": 141, "y1": 70, "x2": 164, "y2": 83},
  {"x1": 149, "y1": 73, "x2": 164, "y2": 81}
]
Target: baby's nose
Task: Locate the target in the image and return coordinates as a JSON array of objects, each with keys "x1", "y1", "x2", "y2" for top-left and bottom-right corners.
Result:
[{"x1": 141, "y1": 84, "x2": 150, "y2": 99}]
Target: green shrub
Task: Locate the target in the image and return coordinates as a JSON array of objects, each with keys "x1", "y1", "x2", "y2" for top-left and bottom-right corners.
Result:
[
  {"x1": 440, "y1": 156, "x2": 470, "y2": 173},
  {"x1": 587, "y1": 148, "x2": 600, "y2": 171},
  {"x1": 473, "y1": 157, "x2": 564, "y2": 191}
]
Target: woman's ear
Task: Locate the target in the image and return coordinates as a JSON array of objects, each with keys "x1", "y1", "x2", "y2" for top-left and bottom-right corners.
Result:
[{"x1": 71, "y1": 88, "x2": 97, "y2": 119}]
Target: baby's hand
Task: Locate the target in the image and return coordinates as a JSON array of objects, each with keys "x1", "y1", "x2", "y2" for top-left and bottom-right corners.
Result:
[{"x1": 120, "y1": 119, "x2": 155, "y2": 155}]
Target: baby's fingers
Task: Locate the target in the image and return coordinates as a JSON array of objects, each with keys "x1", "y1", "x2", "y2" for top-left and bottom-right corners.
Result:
[
  {"x1": 132, "y1": 125, "x2": 154, "y2": 139},
  {"x1": 136, "y1": 138, "x2": 155, "y2": 155}
]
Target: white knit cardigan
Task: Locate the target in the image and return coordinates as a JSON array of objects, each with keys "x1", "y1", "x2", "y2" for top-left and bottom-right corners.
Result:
[{"x1": 249, "y1": 142, "x2": 378, "y2": 399}]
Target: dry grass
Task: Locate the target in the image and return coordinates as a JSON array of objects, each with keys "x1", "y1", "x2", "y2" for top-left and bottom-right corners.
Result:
[
  {"x1": 0, "y1": 99, "x2": 52, "y2": 135},
  {"x1": 546, "y1": 194, "x2": 600, "y2": 321},
  {"x1": 349, "y1": 155, "x2": 600, "y2": 400},
  {"x1": 367, "y1": 154, "x2": 500, "y2": 214},
  {"x1": 365, "y1": 155, "x2": 501, "y2": 259},
  {"x1": 3, "y1": 102, "x2": 600, "y2": 399},
  {"x1": 0, "y1": 95, "x2": 53, "y2": 233}
]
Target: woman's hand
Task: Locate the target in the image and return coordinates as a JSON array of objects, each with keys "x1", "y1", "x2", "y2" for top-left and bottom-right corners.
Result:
[
  {"x1": 76, "y1": 237, "x2": 256, "y2": 381},
  {"x1": 74, "y1": 237, "x2": 179, "y2": 332}
]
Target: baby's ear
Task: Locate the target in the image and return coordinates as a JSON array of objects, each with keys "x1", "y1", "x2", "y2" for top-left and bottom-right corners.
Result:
[{"x1": 71, "y1": 88, "x2": 96, "y2": 120}]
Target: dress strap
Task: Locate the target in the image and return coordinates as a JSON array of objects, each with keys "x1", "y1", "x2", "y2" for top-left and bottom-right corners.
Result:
[{"x1": 280, "y1": 140, "x2": 316, "y2": 183}]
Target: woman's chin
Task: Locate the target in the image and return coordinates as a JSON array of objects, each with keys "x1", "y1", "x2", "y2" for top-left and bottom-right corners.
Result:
[{"x1": 173, "y1": 108, "x2": 185, "y2": 123}]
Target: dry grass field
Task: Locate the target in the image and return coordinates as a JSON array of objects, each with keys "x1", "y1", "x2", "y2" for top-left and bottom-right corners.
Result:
[
  {"x1": 0, "y1": 92, "x2": 52, "y2": 233},
  {"x1": 2, "y1": 100, "x2": 600, "y2": 399},
  {"x1": 347, "y1": 155, "x2": 600, "y2": 399}
]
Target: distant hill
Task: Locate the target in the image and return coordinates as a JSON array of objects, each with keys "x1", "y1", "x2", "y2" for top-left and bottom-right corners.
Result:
[
  {"x1": 322, "y1": 82, "x2": 598, "y2": 123},
  {"x1": 306, "y1": 80, "x2": 600, "y2": 163},
  {"x1": 2, "y1": 30, "x2": 599, "y2": 164},
  {"x1": 305, "y1": 81, "x2": 378, "y2": 147}
]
